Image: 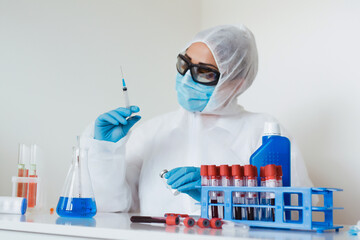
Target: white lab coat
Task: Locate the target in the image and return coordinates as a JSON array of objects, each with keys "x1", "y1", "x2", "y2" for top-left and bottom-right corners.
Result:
[
  {"x1": 81, "y1": 106, "x2": 314, "y2": 215},
  {"x1": 82, "y1": 24, "x2": 315, "y2": 215}
]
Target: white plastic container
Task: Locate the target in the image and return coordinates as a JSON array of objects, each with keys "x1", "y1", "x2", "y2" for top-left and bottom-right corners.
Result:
[{"x1": 0, "y1": 196, "x2": 27, "y2": 215}]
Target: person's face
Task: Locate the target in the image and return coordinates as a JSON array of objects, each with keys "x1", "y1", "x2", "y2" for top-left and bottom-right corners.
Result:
[
  {"x1": 175, "y1": 42, "x2": 219, "y2": 112},
  {"x1": 185, "y1": 42, "x2": 218, "y2": 71}
]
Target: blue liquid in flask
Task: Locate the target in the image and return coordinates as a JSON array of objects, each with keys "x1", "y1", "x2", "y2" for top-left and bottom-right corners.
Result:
[{"x1": 56, "y1": 197, "x2": 97, "y2": 218}]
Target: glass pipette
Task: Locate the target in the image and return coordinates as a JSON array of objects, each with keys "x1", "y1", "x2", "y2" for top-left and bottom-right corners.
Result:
[{"x1": 77, "y1": 136, "x2": 82, "y2": 198}]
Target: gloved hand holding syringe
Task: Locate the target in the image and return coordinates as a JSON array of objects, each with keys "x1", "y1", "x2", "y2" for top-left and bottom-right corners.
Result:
[{"x1": 94, "y1": 67, "x2": 141, "y2": 143}]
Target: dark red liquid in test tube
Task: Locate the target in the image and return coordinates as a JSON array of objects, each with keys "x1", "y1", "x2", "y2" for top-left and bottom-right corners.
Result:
[
  {"x1": 208, "y1": 165, "x2": 218, "y2": 218},
  {"x1": 265, "y1": 164, "x2": 277, "y2": 222},
  {"x1": 232, "y1": 165, "x2": 244, "y2": 220}
]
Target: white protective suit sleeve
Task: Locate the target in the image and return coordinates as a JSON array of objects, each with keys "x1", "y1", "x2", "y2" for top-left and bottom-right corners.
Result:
[{"x1": 81, "y1": 122, "x2": 133, "y2": 212}]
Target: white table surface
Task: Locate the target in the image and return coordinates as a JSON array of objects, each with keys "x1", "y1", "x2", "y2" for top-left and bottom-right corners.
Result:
[{"x1": 0, "y1": 211, "x2": 355, "y2": 240}]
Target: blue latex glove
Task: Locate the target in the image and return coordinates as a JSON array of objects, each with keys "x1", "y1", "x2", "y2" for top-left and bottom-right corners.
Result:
[
  {"x1": 165, "y1": 167, "x2": 201, "y2": 202},
  {"x1": 94, "y1": 106, "x2": 141, "y2": 143}
]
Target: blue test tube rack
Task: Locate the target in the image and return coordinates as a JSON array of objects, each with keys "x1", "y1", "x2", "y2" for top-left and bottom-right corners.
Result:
[{"x1": 199, "y1": 186, "x2": 343, "y2": 233}]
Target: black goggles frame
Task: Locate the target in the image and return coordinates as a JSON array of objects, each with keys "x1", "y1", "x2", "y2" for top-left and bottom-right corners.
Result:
[{"x1": 176, "y1": 54, "x2": 220, "y2": 86}]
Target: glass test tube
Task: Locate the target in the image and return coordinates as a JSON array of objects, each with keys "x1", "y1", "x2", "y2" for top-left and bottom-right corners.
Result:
[
  {"x1": 200, "y1": 165, "x2": 209, "y2": 187},
  {"x1": 276, "y1": 165, "x2": 283, "y2": 187},
  {"x1": 200, "y1": 165, "x2": 208, "y2": 216},
  {"x1": 208, "y1": 165, "x2": 219, "y2": 218},
  {"x1": 28, "y1": 144, "x2": 38, "y2": 208},
  {"x1": 244, "y1": 165, "x2": 259, "y2": 221},
  {"x1": 265, "y1": 164, "x2": 277, "y2": 222},
  {"x1": 259, "y1": 166, "x2": 267, "y2": 221},
  {"x1": 231, "y1": 165, "x2": 245, "y2": 220},
  {"x1": 216, "y1": 166, "x2": 224, "y2": 218},
  {"x1": 17, "y1": 144, "x2": 29, "y2": 198},
  {"x1": 219, "y1": 165, "x2": 231, "y2": 219}
]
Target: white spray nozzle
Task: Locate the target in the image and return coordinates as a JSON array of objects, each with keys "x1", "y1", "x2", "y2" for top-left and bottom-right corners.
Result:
[{"x1": 264, "y1": 122, "x2": 281, "y2": 136}]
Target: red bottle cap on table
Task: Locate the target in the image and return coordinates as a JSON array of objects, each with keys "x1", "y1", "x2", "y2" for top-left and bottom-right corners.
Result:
[
  {"x1": 208, "y1": 165, "x2": 217, "y2": 177},
  {"x1": 197, "y1": 218, "x2": 210, "y2": 228},
  {"x1": 220, "y1": 165, "x2": 230, "y2": 177},
  {"x1": 166, "y1": 215, "x2": 180, "y2": 225},
  {"x1": 210, "y1": 218, "x2": 223, "y2": 229},
  {"x1": 265, "y1": 164, "x2": 277, "y2": 178},
  {"x1": 200, "y1": 165, "x2": 208, "y2": 176},
  {"x1": 183, "y1": 217, "x2": 195, "y2": 228}
]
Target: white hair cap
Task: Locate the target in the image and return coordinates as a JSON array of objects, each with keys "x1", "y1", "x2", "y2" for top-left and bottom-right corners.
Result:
[{"x1": 186, "y1": 24, "x2": 258, "y2": 115}]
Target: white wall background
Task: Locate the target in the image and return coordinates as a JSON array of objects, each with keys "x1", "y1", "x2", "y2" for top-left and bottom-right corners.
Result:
[
  {"x1": 200, "y1": 0, "x2": 360, "y2": 224},
  {"x1": 1, "y1": 0, "x2": 359, "y2": 225},
  {"x1": 0, "y1": 0, "x2": 200, "y2": 213}
]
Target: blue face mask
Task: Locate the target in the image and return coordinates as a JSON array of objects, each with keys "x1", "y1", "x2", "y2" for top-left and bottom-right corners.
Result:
[{"x1": 175, "y1": 73, "x2": 215, "y2": 112}]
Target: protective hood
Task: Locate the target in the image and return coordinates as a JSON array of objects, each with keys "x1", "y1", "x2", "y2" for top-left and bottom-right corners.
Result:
[{"x1": 185, "y1": 24, "x2": 258, "y2": 115}]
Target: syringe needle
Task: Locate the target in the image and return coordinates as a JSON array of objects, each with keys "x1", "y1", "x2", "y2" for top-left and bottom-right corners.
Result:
[
  {"x1": 120, "y1": 66, "x2": 130, "y2": 109},
  {"x1": 120, "y1": 66, "x2": 124, "y2": 80}
]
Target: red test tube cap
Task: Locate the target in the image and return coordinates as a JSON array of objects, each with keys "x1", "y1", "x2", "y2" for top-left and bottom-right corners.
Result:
[
  {"x1": 183, "y1": 217, "x2": 195, "y2": 228},
  {"x1": 265, "y1": 164, "x2": 277, "y2": 177},
  {"x1": 197, "y1": 218, "x2": 210, "y2": 228},
  {"x1": 220, "y1": 165, "x2": 230, "y2": 177},
  {"x1": 166, "y1": 215, "x2": 180, "y2": 225},
  {"x1": 244, "y1": 165, "x2": 256, "y2": 177},
  {"x1": 208, "y1": 165, "x2": 217, "y2": 176},
  {"x1": 276, "y1": 165, "x2": 283, "y2": 176},
  {"x1": 200, "y1": 165, "x2": 208, "y2": 176},
  {"x1": 210, "y1": 218, "x2": 223, "y2": 229},
  {"x1": 231, "y1": 165, "x2": 244, "y2": 177},
  {"x1": 260, "y1": 166, "x2": 265, "y2": 178},
  {"x1": 253, "y1": 165, "x2": 258, "y2": 177}
]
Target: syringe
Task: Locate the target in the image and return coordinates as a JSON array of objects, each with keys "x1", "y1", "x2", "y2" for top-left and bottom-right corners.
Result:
[{"x1": 120, "y1": 66, "x2": 130, "y2": 108}]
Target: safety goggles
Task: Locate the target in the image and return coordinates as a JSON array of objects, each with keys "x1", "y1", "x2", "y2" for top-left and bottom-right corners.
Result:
[{"x1": 176, "y1": 54, "x2": 220, "y2": 86}]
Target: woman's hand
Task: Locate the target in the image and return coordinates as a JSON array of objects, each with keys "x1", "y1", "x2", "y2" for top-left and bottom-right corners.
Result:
[
  {"x1": 165, "y1": 167, "x2": 201, "y2": 202},
  {"x1": 94, "y1": 106, "x2": 141, "y2": 142}
]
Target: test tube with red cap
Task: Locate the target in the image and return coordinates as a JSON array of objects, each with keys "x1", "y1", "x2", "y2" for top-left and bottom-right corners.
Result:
[
  {"x1": 219, "y1": 165, "x2": 231, "y2": 219},
  {"x1": 276, "y1": 165, "x2": 283, "y2": 187},
  {"x1": 244, "y1": 165, "x2": 259, "y2": 220},
  {"x1": 216, "y1": 166, "x2": 223, "y2": 218},
  {"x1": 130, "y1": 215, "x2": 180, "y2": 226},
  {"x1": 265, "y1": 164, "x2": 277, "y2": 221},
  {"x1": 200, "y1": 165, "x2": 209, "y2": 187},
  {"x1": 208, "y1": 165, "x2": 219, "y2": 218},
  {"x1": 259, "y1": 166, "x2": 266, "y2": 221},
  {"x1": 231, "y1": 165, "x2": 245, "y2": 220}
]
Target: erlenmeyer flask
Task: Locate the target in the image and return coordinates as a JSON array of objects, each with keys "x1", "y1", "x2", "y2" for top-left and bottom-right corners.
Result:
[{"x1": 56, "y1": 147, "x2": 97, "y2": 218}]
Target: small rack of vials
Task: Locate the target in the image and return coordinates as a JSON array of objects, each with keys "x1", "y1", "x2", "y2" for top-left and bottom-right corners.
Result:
[
  {"x1": 199, "y1": 164, "x2": 343, "y2": 233},
  {"x1": 11, "y1": 144, "x2": 41, "y2": 210}
]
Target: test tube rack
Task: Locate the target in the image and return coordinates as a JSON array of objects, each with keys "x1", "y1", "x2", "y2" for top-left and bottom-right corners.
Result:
[{"x1": 199, "y1": 186, "x2": 343, "y2": 233}]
